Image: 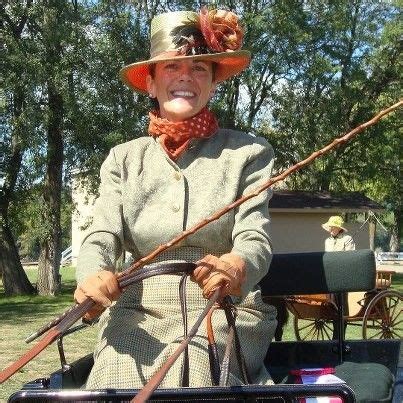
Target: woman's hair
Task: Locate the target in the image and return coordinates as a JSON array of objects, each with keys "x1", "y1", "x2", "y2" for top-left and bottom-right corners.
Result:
[
  {"x1": 148, "y1": 61, "x2": 217, "y2": 110},
  {"x1": 149, "y1": 64, "x2": 159, "y2": 109}
]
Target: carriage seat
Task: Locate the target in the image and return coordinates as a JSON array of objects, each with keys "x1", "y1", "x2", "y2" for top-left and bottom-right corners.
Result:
[{"x1": 260, "y1": 250, "x2": 397, "y2": 403}]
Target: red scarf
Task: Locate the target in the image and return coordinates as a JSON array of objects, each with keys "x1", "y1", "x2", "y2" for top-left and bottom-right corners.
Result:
[{"x1": 148, "y1": 107, "x2": 219, "y2": 160}]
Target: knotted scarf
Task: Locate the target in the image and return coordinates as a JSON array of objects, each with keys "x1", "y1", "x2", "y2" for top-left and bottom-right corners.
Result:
[{"x1": 148, "y1": 107, "x2": 219, "y2": 160}]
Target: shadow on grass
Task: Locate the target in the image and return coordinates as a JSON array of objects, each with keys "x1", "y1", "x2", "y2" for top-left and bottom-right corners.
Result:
[{"x1": 0, "y1": 282, "x2": 77, "y2": 322}]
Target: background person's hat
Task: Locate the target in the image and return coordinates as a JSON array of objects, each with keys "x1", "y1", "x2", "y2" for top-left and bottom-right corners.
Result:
[
  {"x1": 322, "y1": 216, "x2": 348, "y2": 232},
  {"x1": 119, "y1": 8, "x2": 251, "y2": 94}
]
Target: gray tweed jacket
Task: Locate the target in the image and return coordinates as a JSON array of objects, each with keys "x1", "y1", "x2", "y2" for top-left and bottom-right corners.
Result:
[{"x1": 76, "y1": 128, "x2": 275, "y2": 295}]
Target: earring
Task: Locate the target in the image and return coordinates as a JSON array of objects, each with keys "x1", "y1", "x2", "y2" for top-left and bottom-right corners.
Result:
[{"x1": 149, "y1": 93, "x2": 155, "y2": 98}]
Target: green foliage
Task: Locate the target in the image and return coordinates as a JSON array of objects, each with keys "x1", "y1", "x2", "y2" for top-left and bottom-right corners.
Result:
[
  {"x1": 257, "y1": 2, "x2": 400, "y2": 197},
  {"x1": 8, "y1": 187, "x2": 72, "y2": 260}
]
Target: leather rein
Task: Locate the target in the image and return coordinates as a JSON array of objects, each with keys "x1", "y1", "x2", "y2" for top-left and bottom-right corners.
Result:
[
  {"x1": 178, "y1": 275, "x2": 250, "y2": 388},
  {"x1": 130, "y1": 264, "x2": 249, "y2": 402}
]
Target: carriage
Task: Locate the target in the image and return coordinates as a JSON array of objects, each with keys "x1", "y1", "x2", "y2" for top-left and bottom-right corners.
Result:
[
  {"x1": 286, "y1": 268, "x2": 402, "y2": 341},
  {"x1": 7, "y1": 250, "x2": 403, "y2": 402}
]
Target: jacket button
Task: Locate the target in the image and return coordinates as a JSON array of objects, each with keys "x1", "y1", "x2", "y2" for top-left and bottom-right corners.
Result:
[
  {"x1": 172, "y1": 204, "x2": 180, "y2": 212},
  {"x1": 173, "y1": 171, "x2": 181, "y2": 180}
]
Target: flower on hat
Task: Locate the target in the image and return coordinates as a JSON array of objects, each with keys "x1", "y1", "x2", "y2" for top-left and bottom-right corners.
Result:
[
  {"x1": 172, "y1": 7, "x2": 244, "y2": 56},
  {"x1": 199, "y1": 6, "x2": 244, "y2": 52}
]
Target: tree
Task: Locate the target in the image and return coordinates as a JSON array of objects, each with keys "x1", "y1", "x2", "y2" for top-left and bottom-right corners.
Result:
[
  {"x1": 262, "y1": 0, "x2": 400, "y2": 248},
  {"x1": 211, "y1": 1, "x2": 307, "y2": 131},
  {"x1": 34, "y1": 1, "x2": 67, "y2": 295},
  {"x1": 1, "y1": 0, "x2": 90, "y2": 295},
  {"x1": 1, "y1": 0, "x2": 36, "y2": 295}
]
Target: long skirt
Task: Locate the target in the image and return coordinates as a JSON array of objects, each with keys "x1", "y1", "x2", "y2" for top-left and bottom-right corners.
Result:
[{"x1": 85, "y1": 250, "x2": 277, "y2": 389}]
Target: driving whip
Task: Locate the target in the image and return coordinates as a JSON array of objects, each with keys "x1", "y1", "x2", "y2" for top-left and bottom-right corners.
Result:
[{"x1": 0, "y1": 99, "x2": 401, "y2": 384}]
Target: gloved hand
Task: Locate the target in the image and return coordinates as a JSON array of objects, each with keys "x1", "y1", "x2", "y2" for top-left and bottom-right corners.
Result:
[
  {"x1": 74, "y1": 269, "x2": 121, "y2": 321},
  {"x1": 192, "y1": 253, "x2": 246, "y2": 299}
]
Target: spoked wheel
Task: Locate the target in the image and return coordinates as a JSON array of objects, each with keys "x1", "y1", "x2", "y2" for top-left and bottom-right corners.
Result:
[
  {"x1": 294, "y1": 316, "x2": 338, "y2": 340},
  {"x1": 362, "y1": 290, "x2": 402, "y2": 339}
]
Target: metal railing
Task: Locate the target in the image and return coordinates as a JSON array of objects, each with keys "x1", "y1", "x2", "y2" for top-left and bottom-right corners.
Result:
[
  {"x1": 376, "y1": 252, "x2": 403, "y2": 263},
  {"x1": 60, "y1": 246, "x2": 72, "y2": 266}
]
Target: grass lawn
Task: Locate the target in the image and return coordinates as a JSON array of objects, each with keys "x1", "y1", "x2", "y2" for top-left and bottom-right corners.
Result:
[
  {"x1": 0, "y1": 267, "x2": 402, "y2": 402},
  {"x1": 392, "y1": 271, "x2": 403, "y2": 290},
  {"x1": 0, "y1": 266, "x2": 97, "y2": 402}
]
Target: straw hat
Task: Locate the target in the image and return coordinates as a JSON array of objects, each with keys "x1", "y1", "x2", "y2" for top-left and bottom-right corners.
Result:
[
  {"x1": 119, "y1": 8, "x2": 251, "y2": 94},
  {"x1": 322, "y1": 216, "x2": 348, "y2": 232}
]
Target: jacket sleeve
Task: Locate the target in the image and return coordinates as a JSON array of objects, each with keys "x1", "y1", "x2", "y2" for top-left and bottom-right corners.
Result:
[
  {"x1": 230, "y1": 137, "x2": 274, "y2": 294},
  {"x1": 75, "y1": 149, "x2": 124, "y2": 284},
  {"x1": 344, "y1": 235, "x2": 356, "y2": 251}
]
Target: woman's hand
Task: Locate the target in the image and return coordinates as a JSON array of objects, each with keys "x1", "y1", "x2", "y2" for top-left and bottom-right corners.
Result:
[
  {"x1": 192, "y1": 253, "x2": 246, "y2": 299},
  {"x1": 74, "y1": 269, "x2": 121, "y2": 321}
]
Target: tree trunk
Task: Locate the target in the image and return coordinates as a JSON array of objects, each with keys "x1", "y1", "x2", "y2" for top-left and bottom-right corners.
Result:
[
  {"x1": 0, "y1": 84, "x2": 36, "y2": 295},
  {"x1": 389, "y1": 208, "x2": 400, "y2": 252},
  {"x1": 36, "y1": 82, "x2": 64, "y2": 295},
  {"x1": 0, "y1": 223, "x2": 36, "y2": 295}
]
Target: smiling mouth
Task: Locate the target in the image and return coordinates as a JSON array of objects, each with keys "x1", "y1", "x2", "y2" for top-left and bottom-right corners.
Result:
[{"x1": 171, "y1": 90, "x2": 196, "y2": 98}]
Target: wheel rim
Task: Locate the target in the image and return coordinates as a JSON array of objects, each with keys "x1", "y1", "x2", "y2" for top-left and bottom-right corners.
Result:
[
  {"x1": 362, "y1": 290, "x2": 402, "y2": 339},
  {"x1": 294, "y1": 316, "x2": 334, "y2": 341}
]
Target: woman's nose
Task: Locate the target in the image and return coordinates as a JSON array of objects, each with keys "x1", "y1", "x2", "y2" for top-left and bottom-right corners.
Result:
[{"x1": 178, "y1": 65, "x2": 193, "y2": 81}]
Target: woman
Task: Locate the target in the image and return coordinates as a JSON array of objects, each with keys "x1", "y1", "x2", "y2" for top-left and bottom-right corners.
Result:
[
  {"x1": 74, "y1": 8, "x2": 277, "y2": 389},
  {"x1": 322, "y1": 216, "x2": 355, "y2": 252}
]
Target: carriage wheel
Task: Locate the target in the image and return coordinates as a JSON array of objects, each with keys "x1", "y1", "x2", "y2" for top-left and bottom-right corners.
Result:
[
  {"x1": 362, "y1": 290, "x2": 402, "y2": 339},
  {"x1": 293, "y1": 316, "x2": 337, "y2": 341}
]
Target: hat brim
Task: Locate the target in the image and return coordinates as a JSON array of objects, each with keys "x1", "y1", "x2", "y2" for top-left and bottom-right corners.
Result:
[
  {"x1": 119, "y1": 50, "x2": 251, "y2": 94},
  {"x1": 322, "y1": 223, "x2": 348, "y2": 232}
]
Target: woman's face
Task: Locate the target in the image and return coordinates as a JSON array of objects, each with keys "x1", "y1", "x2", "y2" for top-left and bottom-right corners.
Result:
[
  {"x1": 146, "y1": 59, "x2": 216, "y2": 122},
  {"x1": 330, "y1": 226, "x2": 341, "y2": 236}
]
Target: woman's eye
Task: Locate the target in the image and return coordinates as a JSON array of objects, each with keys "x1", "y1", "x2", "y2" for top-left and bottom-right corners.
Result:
[{"x1": 193, "y1": 64, "x2": 207, "y2": 72}]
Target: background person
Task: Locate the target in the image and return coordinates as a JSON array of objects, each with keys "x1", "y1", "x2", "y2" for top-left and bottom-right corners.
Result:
[
  {"x1": 73, "y1": 8, "x2": 277, "y2": 389},
  {"x1": 322, "y1": 215, "x2": 355, "y2": 252},
  {"x1": 322, "y1": 215, "x2": 356, "y2": 337}
]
